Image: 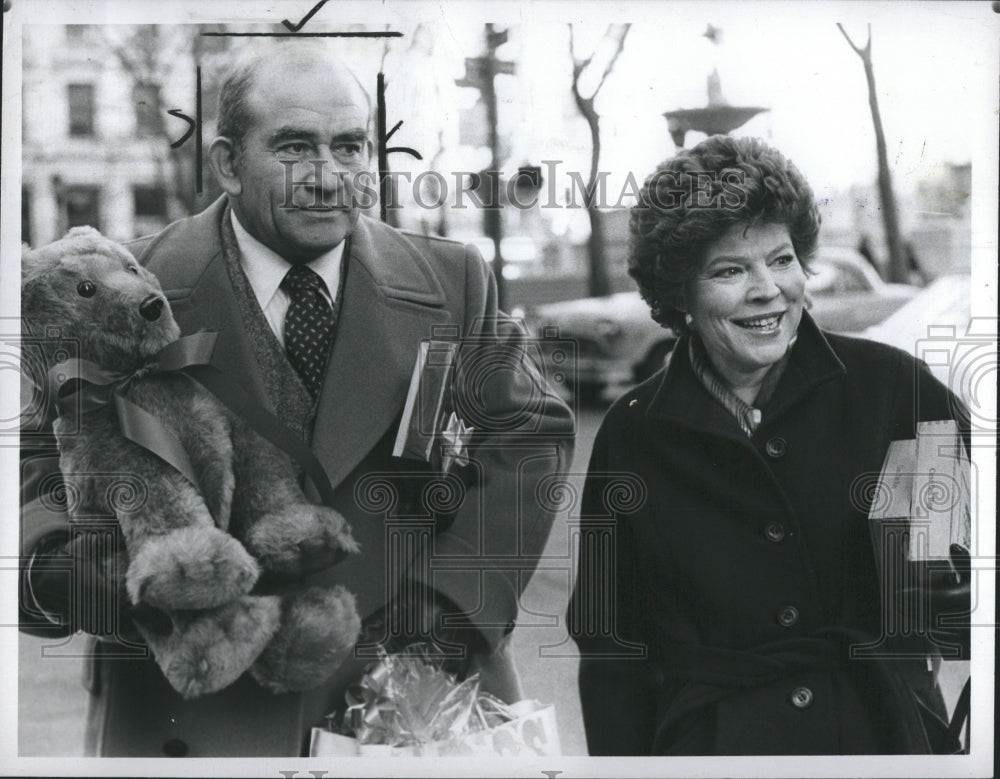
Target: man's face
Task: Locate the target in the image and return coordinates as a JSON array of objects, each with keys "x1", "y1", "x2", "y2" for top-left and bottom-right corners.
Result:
[{"x1": 229, "y1": 58, "x2": 372, "y2": 264}]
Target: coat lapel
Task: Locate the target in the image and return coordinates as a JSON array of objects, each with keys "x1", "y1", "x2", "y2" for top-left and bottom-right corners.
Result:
[
  {"x1": 310, "y1": 215, "x2": 451, "y2": 490},
  {"x1": 137, "y1": 198, "x2": 273, "y2": 413}
]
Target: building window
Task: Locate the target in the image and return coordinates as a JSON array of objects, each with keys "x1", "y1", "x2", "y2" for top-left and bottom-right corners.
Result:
[
  {"x1": 22, "y1": 186, "x2": 32, "y2": 245},
  {"x1": 64, "y1": 186, "x2": 101, "y2": 231},
  {"x1": 67, "y1": 84, "x2": 96, "y2": 137},
  {"x1": 133, "y1": 186, "x2": 167, "y2": 218},
  {"x1": 133, "y1": 185, "x2": 169, "y2": 237},
  {"x1": 133, "y1": 83, "x2": 161, "y2": 136}
]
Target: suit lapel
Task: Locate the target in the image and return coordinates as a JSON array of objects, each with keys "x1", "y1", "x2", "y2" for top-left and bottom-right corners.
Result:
[
  {"x1": 310, "y1": 216, "x2": 451, "y2": 490},
  {"x1": 140, "y1": 198, "x2": 273, "y2": 414}
]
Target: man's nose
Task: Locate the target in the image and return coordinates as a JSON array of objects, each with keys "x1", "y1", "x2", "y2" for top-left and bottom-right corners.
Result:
[{"x1": 302, "y1": 148, "x2": 349, "y2": 199}]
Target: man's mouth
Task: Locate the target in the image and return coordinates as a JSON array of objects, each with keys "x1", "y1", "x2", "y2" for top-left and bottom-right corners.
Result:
[{"x1": 732, "y1": 312, "x2": 784, "y2": 333}]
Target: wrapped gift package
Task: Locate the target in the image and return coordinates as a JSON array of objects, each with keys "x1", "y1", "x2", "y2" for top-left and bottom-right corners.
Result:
[{"x1": 310, "y1": 644, "x2": 561, "y2": 757}]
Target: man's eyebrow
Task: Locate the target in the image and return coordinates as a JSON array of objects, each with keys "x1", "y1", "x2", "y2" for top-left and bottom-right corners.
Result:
[
  {"x1": 267, "y1": 127, "x2": 316, "y2": 145},
  {"x1": 332, "y1": 129, "x2": 370, "y2": 143},
  {"x1": 266, "y1": 127, "x2": 370, "y2": 145}
]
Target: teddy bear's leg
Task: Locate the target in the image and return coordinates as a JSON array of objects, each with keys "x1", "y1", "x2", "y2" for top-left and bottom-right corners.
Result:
[
  {"x1": 242, "y1": 505, "x2": 360, "y2": 577},
  {"x1": 139, "y1": 594, "x2": 282, "y2": 700},
  {"x1": 127, "y1": 525, "x2": 260, "y2": 611},
  {"x1": 228, "y1": 421, "x2": 359, "y2": 576},
  {"x1": 249, "y1": 585, "x2": 361, "y2": 695}
]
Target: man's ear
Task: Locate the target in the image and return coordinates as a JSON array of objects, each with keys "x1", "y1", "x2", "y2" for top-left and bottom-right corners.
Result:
[{"x1": 208, "y1": 137, "x2": 243, "y2": 197}]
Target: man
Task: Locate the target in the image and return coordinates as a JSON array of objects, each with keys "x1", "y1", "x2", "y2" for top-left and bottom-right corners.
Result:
[{"x1": 20, "y1": 42, "x2": 574, "y2": 756}]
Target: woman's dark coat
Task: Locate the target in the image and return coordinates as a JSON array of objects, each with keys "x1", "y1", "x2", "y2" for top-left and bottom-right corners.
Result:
[{"x1": 568, "y1": 312, "x2": 968, "y2": 755}]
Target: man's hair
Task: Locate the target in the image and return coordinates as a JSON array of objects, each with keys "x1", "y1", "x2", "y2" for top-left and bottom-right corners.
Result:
[
  {"x1": 216, "y1": 42, "x2": 373, "y2": 154},
  {"x1": 627, "y1": 135, "x2": 821, "y2": 334}
]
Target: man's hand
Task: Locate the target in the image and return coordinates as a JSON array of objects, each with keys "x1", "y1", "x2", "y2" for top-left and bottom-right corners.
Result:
[
  {"x1": 361, "y1": 585, "x2": 489, "y2": 679},
  {"x1": 25, "y1": 531, "x2": 171, "y2": 644}
]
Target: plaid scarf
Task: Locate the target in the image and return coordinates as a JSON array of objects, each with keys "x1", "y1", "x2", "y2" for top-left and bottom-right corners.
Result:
[{"x1": 685, "y1": 336, "x2": 791, "y2": 438}]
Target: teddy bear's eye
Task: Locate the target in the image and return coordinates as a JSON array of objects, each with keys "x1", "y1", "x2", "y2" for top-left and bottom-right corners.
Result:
[
  {"x1": 77, "y1": 281, "x2": 97, "y2": 298},
  {"x1": 126, "y1": 266, "x2": 139, "y2": 275}
]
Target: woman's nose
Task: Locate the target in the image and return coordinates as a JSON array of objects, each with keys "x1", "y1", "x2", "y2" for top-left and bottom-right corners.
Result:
[{"x1": 747, "y1": 267, "x2": 781, "y2": 299}]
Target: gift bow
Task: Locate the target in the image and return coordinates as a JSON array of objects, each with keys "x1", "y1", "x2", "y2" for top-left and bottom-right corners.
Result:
[
  {"x1": 440, "y1": 411, "x2": 473, "y2": 473},
  {"x1": 48, "y1": 332, "x2": 219, "y2": 498},
  {"x1": 340, "y1": 644, "x2": 517, "y2": 748},
  {"x1": 46, "y1": 331, "x2": 343, "y2": 539}
]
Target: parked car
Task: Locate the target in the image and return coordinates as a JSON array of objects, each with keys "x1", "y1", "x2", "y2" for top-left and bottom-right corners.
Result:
[
  {"x1": 520, "y1": 247, "x2": 917, "y2": 397},
  {"x1": 862, "y1": 273, "x2": 976, "y2": 406}
]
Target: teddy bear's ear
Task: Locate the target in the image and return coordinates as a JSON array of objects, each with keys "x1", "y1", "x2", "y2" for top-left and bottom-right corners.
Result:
[{"x1": 65, "y1": 225, "x2": 103, "y2": 239}]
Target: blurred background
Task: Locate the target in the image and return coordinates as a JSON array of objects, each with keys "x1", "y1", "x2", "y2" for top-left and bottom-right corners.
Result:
[{"x1": 18, "y1": 4, "x2": 989, "y2": 757}]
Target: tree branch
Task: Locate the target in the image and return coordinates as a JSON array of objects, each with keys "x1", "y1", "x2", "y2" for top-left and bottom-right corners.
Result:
[
  {"x1": 592, "y1": 24, "x2": 631, "y2": 97},
  {"x1": 837, "y1": 22, "x2": 871, "y2": 60}
]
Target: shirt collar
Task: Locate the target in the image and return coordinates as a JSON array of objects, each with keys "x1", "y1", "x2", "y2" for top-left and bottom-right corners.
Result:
[{"x1": 229, "y1": 209, "x2": 344, "y2": 307}]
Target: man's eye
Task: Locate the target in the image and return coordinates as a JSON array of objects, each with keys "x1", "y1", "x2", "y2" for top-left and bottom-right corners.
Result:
[
  {"x1": 276, "y1": 142, "x2": 313, "y2": 160},
  {"x1": 334, "y1": 143, "x2": 363, "y2": 156}
]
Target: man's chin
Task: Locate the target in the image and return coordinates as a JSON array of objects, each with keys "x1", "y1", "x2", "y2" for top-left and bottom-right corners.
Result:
[{"x1": 280, "y1": 213, "x2": 356, "y2": 258}]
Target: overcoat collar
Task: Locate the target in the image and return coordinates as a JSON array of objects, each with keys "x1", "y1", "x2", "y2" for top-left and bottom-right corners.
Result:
[
  {"x1": 136, "y1": 196, "x2": 450, "y2": 489},
  {"x1": 646, "y1": 311, "x2": 846, "y2": 441}
]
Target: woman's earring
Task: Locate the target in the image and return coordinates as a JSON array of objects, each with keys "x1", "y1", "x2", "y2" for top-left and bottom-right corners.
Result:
[{"x1": 684, "y1": 313, "x2": 694, "y2": 329}]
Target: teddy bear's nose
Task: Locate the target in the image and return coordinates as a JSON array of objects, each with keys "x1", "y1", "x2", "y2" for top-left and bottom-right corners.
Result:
[{"x1": 139, "y1": 295, "x2": 165, "y2": 322}]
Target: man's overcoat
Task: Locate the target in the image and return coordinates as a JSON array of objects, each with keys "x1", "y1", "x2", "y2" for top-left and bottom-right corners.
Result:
[{"x1": 21, "y1": 198, "x2": 573, "y2": 756}]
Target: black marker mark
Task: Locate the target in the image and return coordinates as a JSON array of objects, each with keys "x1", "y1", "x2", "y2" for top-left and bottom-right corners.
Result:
[
  {"x1": 167, "y1": 67, "x2": 203, "y2": 194},
  {"x1": 201, "y1": 32, "x2": 403, "y2": 38},
  {"x1": 281, "y1": 0, "x2": 328, "y2": 32},
  {"x1": 167, "y1": 110, "x2": 195, "y2": 149}
]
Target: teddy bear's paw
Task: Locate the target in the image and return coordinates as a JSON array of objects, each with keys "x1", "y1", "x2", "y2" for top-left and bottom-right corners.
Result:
[
  {"x1": 128, "y1": 525, "x2": 260, "y2": 611},
  {"x1": 142, "y1": 595, "x2": 282, "y2": 700},
  {"x1": 249, "y1": 585, "x2": 361, "y2": 695},
  {"x1": 244, "y1": 506, "x2": 359, "y2": 577}
]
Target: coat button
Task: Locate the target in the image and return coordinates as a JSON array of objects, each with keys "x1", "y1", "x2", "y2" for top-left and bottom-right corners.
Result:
[
  {"x1": 162, "y1": 738, "x2": 188, "y2": 757},
  {"x1": 765, "y1": 437, "x2": 786, "y2": 458},
  {"x1": 764, "y1": 522, "x2": 785, "y2": 542},
  {"x1": 777, "y1": 605, "x2": 799, "y2": 627},
  {"x1": 790, "y1": 686, "x2": 814, "y2": 708}
]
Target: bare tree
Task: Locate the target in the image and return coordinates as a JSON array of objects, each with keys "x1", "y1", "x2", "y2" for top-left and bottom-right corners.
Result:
[
  {"x1": 837, "y1": 23, "x2": 907, "y2": 284},
  {"x1": 101, "y1": 25, "x2": 229, "y2": 221},
  {"x1": 569, "y1": 23, "x2": 631, "y2": 297}
]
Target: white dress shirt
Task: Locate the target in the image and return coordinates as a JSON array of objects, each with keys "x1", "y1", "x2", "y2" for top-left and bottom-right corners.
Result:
[{"x1": 229, "y1": 209, "x2": 344, "y2": 349}]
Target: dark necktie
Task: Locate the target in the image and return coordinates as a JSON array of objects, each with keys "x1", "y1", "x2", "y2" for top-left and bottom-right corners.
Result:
[{"x1": 281, "y1": 265, "x2": 334, "y2": 397}]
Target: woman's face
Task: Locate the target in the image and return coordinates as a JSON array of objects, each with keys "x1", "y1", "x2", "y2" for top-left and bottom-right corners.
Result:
[{"x1": 684, "y1": 221, "x2": 807, "y2": 386}]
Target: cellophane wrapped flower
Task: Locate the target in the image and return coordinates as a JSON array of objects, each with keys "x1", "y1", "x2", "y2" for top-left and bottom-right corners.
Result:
[{"x1": 331, "y1": 643, "x2": 517, "y2": 748}]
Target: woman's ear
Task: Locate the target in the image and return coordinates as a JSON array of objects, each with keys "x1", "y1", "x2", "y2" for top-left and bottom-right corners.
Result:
[{"x1": 208, "y1": 137, "x2": 243, "y2": 197}]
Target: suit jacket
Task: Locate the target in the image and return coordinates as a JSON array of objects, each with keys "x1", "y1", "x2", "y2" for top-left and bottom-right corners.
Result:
[
  {"x1": 568, "y1": 313, "x2": 967, "y2": 755},
  {"x1": 20, "y1": 197, "x2": 574, "y2": 756}
]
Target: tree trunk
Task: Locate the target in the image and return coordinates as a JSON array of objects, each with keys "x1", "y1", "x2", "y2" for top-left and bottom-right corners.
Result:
[
  {"x1": 863, "y1": 58, "x2": 907, "y2": 284},
  {"x1": 838, "y1": 25, "x2": 908, "y2": 284}
]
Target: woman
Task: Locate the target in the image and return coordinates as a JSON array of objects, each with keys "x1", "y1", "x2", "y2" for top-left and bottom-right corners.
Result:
[{"x1": 568, "y1": 136, "x2": 969, "y2": 755}]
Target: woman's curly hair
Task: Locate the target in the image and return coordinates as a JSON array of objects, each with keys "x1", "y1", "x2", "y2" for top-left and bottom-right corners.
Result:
[{"x1": 628, "y1": 135, "x2": 821, "y2": 333}]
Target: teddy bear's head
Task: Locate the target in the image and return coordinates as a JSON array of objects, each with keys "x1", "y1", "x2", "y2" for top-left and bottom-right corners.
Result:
[{"x1": 22, "y1": 226, "x2": 181, "y2": 374}]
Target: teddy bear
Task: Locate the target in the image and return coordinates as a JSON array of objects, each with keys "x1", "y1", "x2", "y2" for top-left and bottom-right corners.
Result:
[{"x1": 22, "y1": 226, "x2": 362, "y2": 700}]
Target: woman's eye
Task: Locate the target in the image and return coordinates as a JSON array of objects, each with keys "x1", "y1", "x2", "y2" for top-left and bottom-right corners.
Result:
[
  {"x1": 771, "y1": 254, "x2": 796, "y2": 267},
  {"x1": 77, "y1": 280, "x2": 96, "y2": 297},
  {"x1": 714, "y1": 266, "x2": 742, "y2": 279}
]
